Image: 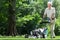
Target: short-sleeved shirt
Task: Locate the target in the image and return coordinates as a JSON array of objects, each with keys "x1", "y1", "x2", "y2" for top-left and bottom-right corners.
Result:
[{"x1": 44, "y1": 7, "x2": 55, "y2": 18}]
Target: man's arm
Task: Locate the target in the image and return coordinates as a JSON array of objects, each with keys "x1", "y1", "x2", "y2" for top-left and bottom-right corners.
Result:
[
  {"x1": 43, "y1": 9, "x2": 47, "y2": 18},
  {"x1": 43, "y1": 13, "x2": 47, "y2": 18},
  {"x1": 51, "y1": 8, "x2": 55, "y2": 20}
]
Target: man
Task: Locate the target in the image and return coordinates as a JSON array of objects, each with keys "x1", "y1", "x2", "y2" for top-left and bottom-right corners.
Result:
[{"x1": 43, "y1": 2, "x2": 55, "y2": 38}]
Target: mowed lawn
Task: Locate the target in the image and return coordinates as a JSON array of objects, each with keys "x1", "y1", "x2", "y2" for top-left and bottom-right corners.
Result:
[{"x1": 0, "y1": 36, "x2": 60, "y2": 40}]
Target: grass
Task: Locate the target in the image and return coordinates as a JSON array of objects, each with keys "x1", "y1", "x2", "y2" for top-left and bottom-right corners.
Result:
[{"x1": 0, "y1": 36, "x2": 60, "y2": 40}]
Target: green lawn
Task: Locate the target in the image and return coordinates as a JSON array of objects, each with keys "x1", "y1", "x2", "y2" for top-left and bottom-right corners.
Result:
[{"x1": 0, "y1": 36, "x2": 60, "y2": 40}]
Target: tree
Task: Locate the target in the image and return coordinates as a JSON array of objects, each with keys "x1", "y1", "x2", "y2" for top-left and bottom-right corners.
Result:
[{"x1": 7, "y1": 0, "x2": 17, "y2": 36}]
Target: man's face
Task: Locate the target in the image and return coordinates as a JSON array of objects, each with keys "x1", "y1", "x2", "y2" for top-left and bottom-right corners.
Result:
[{"x1": 48, "y1": 3, "x2": 51, "y2": 9}]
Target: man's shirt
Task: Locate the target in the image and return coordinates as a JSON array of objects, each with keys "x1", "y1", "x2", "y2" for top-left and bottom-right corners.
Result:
[{"x1": 44, "y1": 7, "x2": 55, "y2": 18}]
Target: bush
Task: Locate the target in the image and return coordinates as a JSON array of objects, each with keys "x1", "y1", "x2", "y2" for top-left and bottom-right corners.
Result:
[
  {"x1": 16, "y1": 13, "x2": 42, "y2": 34},
  {"x1": 55, "y1": 24, "x2": 60, "y2": 36}
]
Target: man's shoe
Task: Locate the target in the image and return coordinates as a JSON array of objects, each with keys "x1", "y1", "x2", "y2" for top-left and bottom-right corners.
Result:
[
  {"x1": 53, "y1": 37, "x2": 55, "y2": 38},
  {"x1": 51, "y1": 36, "x2": 55, "y2": 38}
]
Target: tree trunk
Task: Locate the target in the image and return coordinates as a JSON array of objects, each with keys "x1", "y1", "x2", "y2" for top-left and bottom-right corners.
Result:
[{"x1": 7, "y1": 0, "x2": 17, "y2": 36}]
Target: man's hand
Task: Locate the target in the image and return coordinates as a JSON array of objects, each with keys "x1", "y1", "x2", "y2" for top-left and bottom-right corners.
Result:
[
  {"x1": 51, "y1": 13, "x2": 55, "y2": 20},
  {"x1": 43, "y1": 14, "x2": 46, "y2": 18},
  {"x1": 43, "y1": 15, "x2": 45, "y2": 18},
  {"x1": 50, "y1": 13, "x2": 55, "y2": 23}
]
